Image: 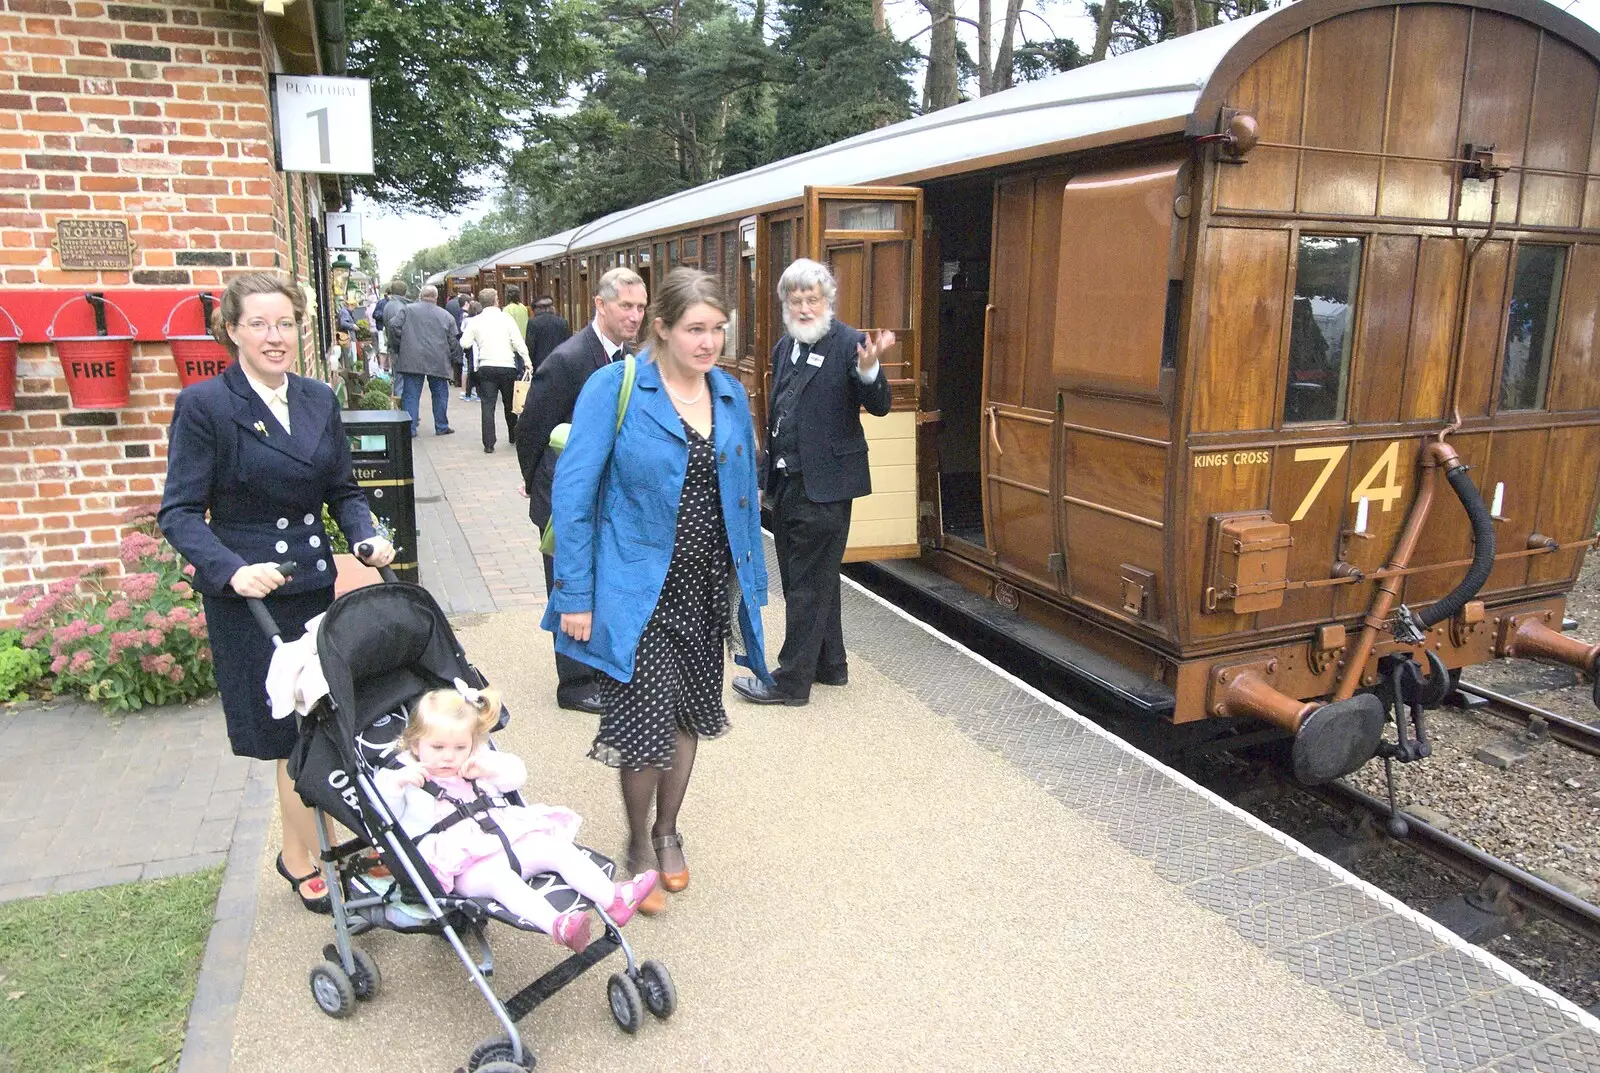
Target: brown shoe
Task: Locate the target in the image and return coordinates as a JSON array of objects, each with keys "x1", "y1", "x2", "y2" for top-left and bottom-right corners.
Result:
[
  {"x1": 653, "y1": 832, "x2": 689, "y2": 892},
  {"x1": 636, "y1": 883, "x2": 668, "y2": 916}
]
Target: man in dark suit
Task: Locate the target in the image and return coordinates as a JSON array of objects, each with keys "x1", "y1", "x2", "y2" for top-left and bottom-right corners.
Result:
[
  {"x1": 526, "y1": 295, "x2": 572, "y2": 371},
  {"x1": 515, "y1": 267, "x2": 647, "y2": 713},
  {"x1": 734, "y1": 258, "x2": 895, "y2": 707}
]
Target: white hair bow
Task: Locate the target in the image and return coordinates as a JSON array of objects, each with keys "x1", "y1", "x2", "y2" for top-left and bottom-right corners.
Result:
[{"x1": 453, "y1": 678, "x2": 482, "y2": 706}]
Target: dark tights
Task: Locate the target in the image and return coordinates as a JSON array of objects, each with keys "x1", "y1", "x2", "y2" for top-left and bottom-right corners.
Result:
[{"x1": 619, "y1": 728, "x2": 696, "y2": 872}]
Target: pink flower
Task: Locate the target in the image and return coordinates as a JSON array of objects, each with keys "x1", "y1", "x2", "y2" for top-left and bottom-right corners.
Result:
[
  {"x1": 143, "y1": 610, "x2": 165, "y2": 628},
  {"x1": 68, "y1": 649, "x2": 93, "y2": 673},
  {"x1": 22, "y1": 629, "x2": 45, "y2": 648},
  {"x1": 196, "y1": 646, "x2": 212, "y2": 661},
  {"x1": 170, "y1": 581, "x2": 193, "y2": 598},
  {"x1": 87, "y1": 623, "x2": 104, "y2": 635},
  {"x1": 47, "y1": 571, "x2": 84, "y2": 596},
  {"x1": 194, "y1": 612, "x2": 206, "y2": 628},
  {"x1": 108, "y1": 629, "x2": 145, "y2": 660},
  {"x1": 106, "y1": 600, "x2": 131, "y2": 623},
  {"x1": 118, "y1": 531, "x2": 160, "y2": 567},
  {"x1": 145, "y1": 629, "x2": 165, "y2": 647},
  {"x1": 167, "y1": 607, "x2": 193, "y2": 625},
  {"x1": 118, "y1": 573, "x2": 158, "y2": 602},
  {"x1": 182, "y1": 564, "x2": 196, "y2": 578},
  {"x1": 50, "y1": 655, "x2": 67, "y2": 674},
  {"x1": 168, "y1": 665, "x2": 185, "y2": 683},
  {"x1": 20, "y1": 591, "x2": 62, "y2": 629}
]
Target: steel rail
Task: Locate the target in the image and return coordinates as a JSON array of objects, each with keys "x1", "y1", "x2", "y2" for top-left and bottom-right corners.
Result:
[
  {"x1": 1452, "y1": 681, "x2": 1600, "y2": 758},
  {"x1": 1305, "y1": 780, "x2": 1600, "y2": 946}
]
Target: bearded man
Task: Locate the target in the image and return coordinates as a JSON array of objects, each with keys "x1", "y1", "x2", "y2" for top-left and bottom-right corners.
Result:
[{"x1": 733, "y1": 258, "x2": 895, "y2": 707}]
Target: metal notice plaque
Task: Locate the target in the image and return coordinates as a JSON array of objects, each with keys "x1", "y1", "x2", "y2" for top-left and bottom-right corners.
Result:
[{"x1": 52, "y1": 218, "x2": 137, "y2": 270}]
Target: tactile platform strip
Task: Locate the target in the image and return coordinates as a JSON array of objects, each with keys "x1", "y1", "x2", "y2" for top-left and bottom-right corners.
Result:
[
  {"x1": 1488, "y1": 1029, "x2": 1600, "y2": 1072},
  {"x1": 1271, "y1": 913, "x2": 1444, "y2": 987},
  {"x1": 1234, "y1": 884, "x2": 1391, "y2": 951},
  {"x1": 1097, "y1": 798, "x2": 1230, "y2": 856},
  {"x1": 1184, "y1": 855, "x2": 1339, "y2": 915},
  {"x1": 953, "y1": 702, "x2": 1075, "y2": 749},
  {"x1": 1328, "y1": 951, "x2": 1493, "y2": 1029},
  {"x1": 1149, "y1": 830, "x2": 1288, "y2": 885},
  {"x1": 1391, "y1": 989, "x2": 1581, "y2": 1072}
]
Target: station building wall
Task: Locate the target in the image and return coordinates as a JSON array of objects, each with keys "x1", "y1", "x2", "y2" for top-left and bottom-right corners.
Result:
[{"x1": 0, "y1": 0, "x2": 325, "y2": 615}]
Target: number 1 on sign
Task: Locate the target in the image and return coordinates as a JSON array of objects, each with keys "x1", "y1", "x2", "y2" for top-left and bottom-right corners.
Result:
[{"x1": 307, "y1": 107, "x2": 330, "y2": 165}]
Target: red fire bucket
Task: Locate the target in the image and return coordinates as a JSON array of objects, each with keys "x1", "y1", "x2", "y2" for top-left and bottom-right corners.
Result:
[
  {"x1": 162, "y1": 293, "x2": 230, "y2": 387},
  {"x1": 47, "y1": 293, "x2": 136, "y2": 409},
  {"x1": 0, "y1": 305, "x2": 18, "y2": 412}
]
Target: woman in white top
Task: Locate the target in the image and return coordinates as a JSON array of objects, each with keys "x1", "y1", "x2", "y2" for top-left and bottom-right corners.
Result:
[{"x1": 459, "y1": 288, "x2": 530, "y2": 453}]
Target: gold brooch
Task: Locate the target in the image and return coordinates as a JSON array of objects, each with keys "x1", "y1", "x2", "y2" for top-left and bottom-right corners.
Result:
[{"x1": 254, "y1": 421, "x2": 267, "y2": 436}]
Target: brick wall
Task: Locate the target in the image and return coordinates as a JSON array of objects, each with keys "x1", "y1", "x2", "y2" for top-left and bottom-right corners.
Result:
[{"x1": 0, "y1": 0, "x2": 323, "y2": 614}]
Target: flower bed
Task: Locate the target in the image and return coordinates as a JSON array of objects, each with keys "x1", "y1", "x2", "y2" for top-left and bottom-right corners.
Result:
[{"x1": 19, "y1": 513, "x2": 215, "y2": 712}]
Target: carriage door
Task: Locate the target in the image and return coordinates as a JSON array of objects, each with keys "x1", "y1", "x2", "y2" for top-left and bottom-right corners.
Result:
[{"x1": 804, "y1": 185, "x2": 923, "y2": 562}]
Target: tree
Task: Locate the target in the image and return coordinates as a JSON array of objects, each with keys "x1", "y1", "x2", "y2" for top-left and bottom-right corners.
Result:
[
  {"x1": 358, "y1": 240, "x2": 380, "y2": 281},
  {"x1": 345, "y1": 0, "x2": 591, "y2": 213},
  {"x1": 771, "y1": 0, "x2": 916, "y2": 158},
  {"x1": 919, "y1": 0, "x2": 961, "y2": 111}
]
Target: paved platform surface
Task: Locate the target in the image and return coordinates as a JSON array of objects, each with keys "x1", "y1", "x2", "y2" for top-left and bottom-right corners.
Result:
[{"x1": 221, "y1": 396, "x2": 1600, "y2": 1072}]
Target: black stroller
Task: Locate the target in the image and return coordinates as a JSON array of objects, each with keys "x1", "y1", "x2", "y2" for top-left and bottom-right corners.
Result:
[{"x1": 249, "y1": 567, "x2": 675, "y2": 1072}]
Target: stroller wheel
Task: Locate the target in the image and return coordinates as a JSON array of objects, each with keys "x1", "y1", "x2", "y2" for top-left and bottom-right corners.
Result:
[
  {"x1": 637, "y1": 959, "x2": 676, "y2": 1019},
  {"x1": 607, "y1": 972, "x2": 644, "y2": 1034},
  {"x1": 350, "y1": 949, "x2": 382, "y2": 1000},
  {"x1": 308, "y1": 961, "x2": 356, "y2": 1018},
  {"x1": 468, "y1": 1036, "x2": 534, "y2": 1072}
]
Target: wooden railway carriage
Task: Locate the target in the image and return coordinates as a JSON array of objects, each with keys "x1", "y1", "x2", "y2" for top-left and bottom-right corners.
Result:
[{"x1": 518, "y1": 0, "x2": 1600, "y2": 782}]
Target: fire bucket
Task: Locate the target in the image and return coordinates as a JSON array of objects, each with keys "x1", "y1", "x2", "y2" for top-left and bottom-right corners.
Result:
[
  {"x1": 47, "y1": 293, "x2": 135, "y2": 409},
  {"x1": 162, "y1": 292, "x2": 230, "y2": 387},
  {"x1": 0, "y1": 305, "x2": 19, "y2": 412}
]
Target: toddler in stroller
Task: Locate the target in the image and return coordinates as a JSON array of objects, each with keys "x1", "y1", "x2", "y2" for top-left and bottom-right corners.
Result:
[{"x1": 375, "y1": 684, "x2": 658, "y2": 953}]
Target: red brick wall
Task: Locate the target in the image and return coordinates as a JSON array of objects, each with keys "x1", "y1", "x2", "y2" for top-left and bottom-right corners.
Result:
[{"x1": 0, "y1": 0, "x2": 322, "y2": 614}]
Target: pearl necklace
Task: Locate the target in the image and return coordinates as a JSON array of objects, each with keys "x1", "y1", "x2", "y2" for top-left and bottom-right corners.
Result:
[{"x1": 664, "y1": 376, "x2": 706, "y2": 405}]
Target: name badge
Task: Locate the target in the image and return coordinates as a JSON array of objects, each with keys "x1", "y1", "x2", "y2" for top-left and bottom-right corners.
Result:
[{"x1": 806, "y1": 351, "x2": 825, "y2": 367}]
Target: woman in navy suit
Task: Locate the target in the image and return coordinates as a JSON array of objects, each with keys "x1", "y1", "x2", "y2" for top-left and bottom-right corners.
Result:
[
  {"x1": 159, "y1": 272, "x2": 395, "y2": 913},
  {"x1": 544, "y1": 268, "x2": 770, "y2": 916}
]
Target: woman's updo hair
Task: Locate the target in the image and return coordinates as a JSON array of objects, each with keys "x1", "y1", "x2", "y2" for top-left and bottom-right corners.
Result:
[
  {"x1": 402, "y1": 685, "x2": 504, "y2": 753},
  {"x1": 646, "y1": 268, "x2": 726, "y2": 354},
  {"x1": 209, "y1": 272, "x2": 306, "y2": 359},
  {"x1": 467, "y1": 300, "x2": 483, "y2": 317}
]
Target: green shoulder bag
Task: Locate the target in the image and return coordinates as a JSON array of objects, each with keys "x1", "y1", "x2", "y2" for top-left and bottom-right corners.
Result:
[{"x1": 540, "y1": 353, "x2": 636, "y2": 557}]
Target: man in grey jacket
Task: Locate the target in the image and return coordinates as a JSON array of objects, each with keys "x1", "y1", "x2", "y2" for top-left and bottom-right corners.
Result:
[{"x1": 385, "y1": 284, "x2": 460, "y2": 438}]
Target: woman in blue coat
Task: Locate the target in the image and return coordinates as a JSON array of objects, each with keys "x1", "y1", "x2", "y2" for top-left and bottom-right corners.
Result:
[
  {"x1": 159, "y1": 272, "x2": 394, "y2": 913},
  {"x1": 543, "y1": 268, "x2": 770, "y2": 916}
]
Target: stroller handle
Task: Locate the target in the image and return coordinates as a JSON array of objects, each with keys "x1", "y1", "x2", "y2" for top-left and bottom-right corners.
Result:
[
  {"x1": 243, "y1": 559, "x2": 299, "y2": 643},
  {"x1": 356, "y1": 540, "x2": 400, "y2": 584}
]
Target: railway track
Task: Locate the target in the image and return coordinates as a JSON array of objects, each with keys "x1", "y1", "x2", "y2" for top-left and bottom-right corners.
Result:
[{"x1": 1451, "y1": 679, "x2": 1600, "y2": 758}]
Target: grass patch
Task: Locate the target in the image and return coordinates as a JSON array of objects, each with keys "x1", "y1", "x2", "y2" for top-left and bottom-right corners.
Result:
[{"x1": 0, "y1": 867, "x2": 224, "y2": 1073}]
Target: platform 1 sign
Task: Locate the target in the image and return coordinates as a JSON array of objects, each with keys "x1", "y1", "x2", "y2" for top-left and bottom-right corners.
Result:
[
  {"x1": 270, "y1": 75, "x2": 374, "y2": 176},
  {"x1": 325, "y1": 212, "x2": 362, "y2": 250}
]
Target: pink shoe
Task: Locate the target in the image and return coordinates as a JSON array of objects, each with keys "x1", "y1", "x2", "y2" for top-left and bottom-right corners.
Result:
[
  {"x1": 550, "y1": 909, "x2": 593, "y2": 953},
  {"x1": 607, "y1": 870, "x2": 659, "y2": 927}
]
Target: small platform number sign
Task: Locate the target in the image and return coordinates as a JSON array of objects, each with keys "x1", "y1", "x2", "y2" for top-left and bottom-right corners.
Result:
[
  {"x1": 326, "y1": 212, "x2": 362, "y2": 250},
  {"x1": 271, "y1": 75, "x2": 374, "y2": 176}
]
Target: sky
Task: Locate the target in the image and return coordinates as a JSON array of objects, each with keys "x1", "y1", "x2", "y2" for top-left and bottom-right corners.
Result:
[{"x1": 359, "y1": 0, "x2": 1600, "y2": 281}]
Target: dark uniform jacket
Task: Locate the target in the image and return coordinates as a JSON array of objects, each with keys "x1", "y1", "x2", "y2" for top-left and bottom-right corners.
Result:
[
  {"x1": 764, "y1": 319, "x2": 893, "y2": 504},
  {"x1": 515, "y1": 324, "x2": 613, "y2": 529},
  {"x1": 158, "y1": 362, "x2": 377, "y2": 597},
  {"x1": 526, "y1": 310, "x2": 572, "y2": 370}
]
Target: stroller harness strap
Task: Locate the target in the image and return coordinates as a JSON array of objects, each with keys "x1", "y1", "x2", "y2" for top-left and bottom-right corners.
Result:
[{"x1": 419, "y1": 779, "x2": 523, "y2": 877}]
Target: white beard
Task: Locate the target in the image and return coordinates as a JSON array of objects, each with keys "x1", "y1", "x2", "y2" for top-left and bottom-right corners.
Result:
[{"x1": 783, "y1": 308, "x2": 833, "y2": 346}]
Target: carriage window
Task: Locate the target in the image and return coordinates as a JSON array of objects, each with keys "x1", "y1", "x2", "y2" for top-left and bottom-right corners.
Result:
[
  {"x1": 1284, "y1": 235, "x2": 1362, "y2": 424},
  {"x1": 826, "y1": 202, "x2": 902, "y2": 231},
  {"x1": 1499, "y1": 245, "x2": 1565, "y2": 412}
]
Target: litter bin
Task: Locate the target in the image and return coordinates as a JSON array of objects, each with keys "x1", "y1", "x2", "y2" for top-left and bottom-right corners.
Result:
[{"x1": 344, "y1": 410, "x2": 418, "y2": 585}]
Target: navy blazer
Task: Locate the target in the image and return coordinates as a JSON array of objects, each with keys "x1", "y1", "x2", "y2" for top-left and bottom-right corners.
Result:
[
  {"x1": 540, "y1": 357, "x2": 770, "y2": 684},
  {"x1": 765, "y1": 319, "x2": 893, "y2": 503},
  {"x1": 159, "y1": 362, "x2": 377, "y2": 598},
  {"x1": 515, "y1": 324, "x2": 611, "y2": 529}
]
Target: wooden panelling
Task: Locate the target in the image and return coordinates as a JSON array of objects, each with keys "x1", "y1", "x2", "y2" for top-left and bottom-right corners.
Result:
[
  {"x1": 989, "y1": 410, "x2": 1053, "y2": 492},
  {"x1": 992, "y1": 482, "x2": 1057, "y2": 588},
  {"x1": 1025, "y1": 175, "x2": 1067, "y2": 413},
  {"x1": 1401, "y1": 237, "x2": 1462, "y2": 422},
  {"x1": 830, "y1": 243, "x2": 865, "y2": 327},
  {"x1": 988, "y1": 179, "x2": 1033, "y2": 409},
  {"x1": 1065, "y1": 505, "x2": 1166, "y2": 624},
  {"x1": 1547, "y1": 243, "x2": 1600, "y2": 412},
  {"x1": 1215, "y1": 35, "x2": 1307, "y2": 213},
  {"x1": 1587, "y1": 103, "x2": 1600, "y2": 231},
  {"x1": 847, "y1": 411, "x2": 918, "y2": 554},
  {"x1": 1529, "y1": 424, "x2": 1600, "y2": 584},
  {"x1": 1194, "y1": 227, "x2": 1290, "y2": 433},
  {"x1": 1454, "y1": 239, "x2": 1510, "y2": 420},
  {"x1": 1299, "y1": 8, "x2": 1392, "y2": 217},
  {"x1": 1458, "y1": 13, "x2": 1539, "y2": 224},
  {"x1": 1378, "y1": 5, "x2": 1469, "y2": 221},
  {"x1": 869, "y1": 240, "x2": 909, "y2": 326},
  {"x1": 1063, "y1": 432, "x2": 1166, "y2": 525},
  {"x1": 1333, "y1": 435, "x2": 1422, "y2": 619},
  {"x1": 1060, "y1": 394, "x2": 1171, "y2": 443},
  {"x1": 1478, "y1": 428, "x2": 1549, "y2": 594},
  {"x1": 1520, "y1": 36, "x2": 1598, "y2": 229},
  {"x1": 1349, "y1": 234, "x2": 1418, "y2": 425},
  {"x1": 1258, "y1": 440, "x2": 1348, "y2": 628},
  {"x1": 1404, "y1": 432, "x2": 1488, "y2": 605},
  {"x1": 1184, "y1": 449, "x2": 1273, "y2": 640}
]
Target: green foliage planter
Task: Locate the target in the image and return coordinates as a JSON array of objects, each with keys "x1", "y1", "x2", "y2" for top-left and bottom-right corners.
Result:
[
  {"x1": 0, "y1": 629, "x2": 45, "y2": 701},
  {"x1": 19, "y1": 515, "x2": 215, "y2": 712}
]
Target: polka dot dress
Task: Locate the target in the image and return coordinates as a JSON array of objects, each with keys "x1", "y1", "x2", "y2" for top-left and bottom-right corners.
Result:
[{"x1": 592, "y1": 415, "x2": 732, "y2": 770}]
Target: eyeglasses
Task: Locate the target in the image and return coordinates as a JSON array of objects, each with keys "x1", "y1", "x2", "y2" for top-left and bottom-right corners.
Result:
[
  {"x1": 241, "y1": 318, "x2": 298, "y2": 336},
  {"x1": 784, "y1": 293, "x2": 826, "y2": 311}
]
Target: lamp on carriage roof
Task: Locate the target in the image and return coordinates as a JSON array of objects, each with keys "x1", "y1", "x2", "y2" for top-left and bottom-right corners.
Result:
[
  {"x1": 238, "y1": 0, "x2": 294, "y2": 14},
  {"x1": 329, "y1": 252, "x2": 353, "y2": 303}
]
